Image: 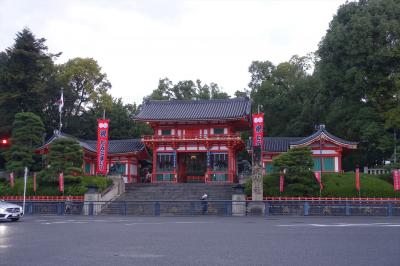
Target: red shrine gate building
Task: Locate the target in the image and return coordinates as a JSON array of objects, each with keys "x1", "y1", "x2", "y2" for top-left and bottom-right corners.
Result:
[
  {"x1": 135, "y1": 98, "x2": 252, "y2": 183},
  {"x1": 261, "y1": 125, "x2": 357, "y2": 174}
]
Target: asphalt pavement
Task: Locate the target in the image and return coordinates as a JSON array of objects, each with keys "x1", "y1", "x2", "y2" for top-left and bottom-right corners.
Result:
[{"x1": 1, "y1": 216, "x2": 399, "y2": 266}]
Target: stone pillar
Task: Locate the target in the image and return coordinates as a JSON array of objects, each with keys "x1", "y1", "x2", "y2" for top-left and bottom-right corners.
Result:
[
  {"x1": 83, "y1": 186, "x2": 100, "y2": 215},
  {"x1": 252, "y1": 146, "x2": 263, "y2": 201},
  {"x1": 232, "y1": 185, "x2": 246, "y2": 216},
  {"x1": 252, "y1": 164, "x2": 263, "y2": 201},
  {"x1": 250, "y1": 146, "x2": 264, "y2": 215}
]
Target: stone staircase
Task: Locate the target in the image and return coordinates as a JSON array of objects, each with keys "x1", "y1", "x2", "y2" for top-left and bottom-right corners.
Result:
[{"x1": 101, "y1": 183, "x2": 234, "y2": 215}]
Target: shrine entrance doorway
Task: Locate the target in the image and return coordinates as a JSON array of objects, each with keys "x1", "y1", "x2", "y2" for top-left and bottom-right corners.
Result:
[{"x1": 177, "y1": 152, "x2": 207, "y2": 183}]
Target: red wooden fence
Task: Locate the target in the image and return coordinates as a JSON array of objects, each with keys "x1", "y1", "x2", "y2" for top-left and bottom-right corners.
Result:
[
  {"x1": 246, "y1": 196, "x2": 400, "y2": 202},
  {"x1": 1, "y1": 196, "x2": 84, "y2": 201}
]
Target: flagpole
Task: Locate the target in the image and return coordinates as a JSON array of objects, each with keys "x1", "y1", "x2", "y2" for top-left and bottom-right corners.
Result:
[
  {"x1": 23, "y1": 167, "x2": 28, "y2": 215},
  {"x1": 59, "y1": 88, "x2": 63, "y2": 133}
]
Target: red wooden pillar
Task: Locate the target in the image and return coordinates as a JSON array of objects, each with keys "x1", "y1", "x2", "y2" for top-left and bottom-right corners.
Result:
[
  {"x1": 232, "y1": 150, "x2": 236, "y2": 182},
  {"x1": 127, "y1": 157, "x2": 131, "y2": 183},
  {"x1": 228, "y1": 145, "x2": 233, "y2": 183}
]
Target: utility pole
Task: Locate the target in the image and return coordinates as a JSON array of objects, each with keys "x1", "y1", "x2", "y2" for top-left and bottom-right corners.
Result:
[
  {"x1": 394, "y1": 129, "x2": 397, "y2": 164},
  {"x1": 59, "y1": 87, "x2": 64, "y2": 133}
]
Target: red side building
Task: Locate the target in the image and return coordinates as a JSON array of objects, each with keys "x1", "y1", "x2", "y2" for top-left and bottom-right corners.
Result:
[
  {"x1": 135, "y1": 98, "x2": 252, "y2": 183},
  {"x1": 36, "y1": 133, "x2": 150, "y2": 183},
  {"x1": 261, "y1": 125, "x2": 357, "y2": 174}
]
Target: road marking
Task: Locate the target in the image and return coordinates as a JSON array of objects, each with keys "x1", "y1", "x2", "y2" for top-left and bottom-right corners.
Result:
[
  {"x1": 277, "y1": 223, "x2": 400, "y2": 227},
  {"x1": 382, "y1": 224, "x2": 400, "y2": 227},
  {"x1": 113, "y1": 253, "x2": 164, "y2": 258},
  {"x1": 125, "y1": 222, "x2": 165, "y2": 225},
  {"x1": 125, "y1": 221, "x2": 214, "y2": 226}
]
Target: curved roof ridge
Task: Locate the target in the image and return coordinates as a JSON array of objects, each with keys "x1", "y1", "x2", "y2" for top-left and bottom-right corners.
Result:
[
  {"x1": 290, "y1": 126, "x2": 357, "y2": 147},
  {"x1": 37, "y1": 134, "x2": 145, "y2": 154},
  {"x1": 146, "y1": 97, "x2": 248, "y2": 104}
]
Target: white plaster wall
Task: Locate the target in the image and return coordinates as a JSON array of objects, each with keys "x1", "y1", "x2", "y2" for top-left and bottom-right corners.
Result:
[{"x1": 335, "y1": 157, "x2": 339, "y2": 172}]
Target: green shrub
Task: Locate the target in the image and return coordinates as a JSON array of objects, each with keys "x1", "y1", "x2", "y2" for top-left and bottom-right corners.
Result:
[
  {"x1": 245, "y1": 172, "x2": 400, "y2": 198},
  {"x1": 0, "y1": 174, "x2": 112, "y2": 196}
]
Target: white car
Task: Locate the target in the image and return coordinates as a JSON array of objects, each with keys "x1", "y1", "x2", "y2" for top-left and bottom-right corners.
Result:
[{"x1": 0, "y1": 201, "x2": 23, "y2": 222}]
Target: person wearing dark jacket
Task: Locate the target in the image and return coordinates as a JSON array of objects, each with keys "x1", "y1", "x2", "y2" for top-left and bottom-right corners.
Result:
[{"x1": 201, "y1": 193, "x2": 208, "y2": 215}]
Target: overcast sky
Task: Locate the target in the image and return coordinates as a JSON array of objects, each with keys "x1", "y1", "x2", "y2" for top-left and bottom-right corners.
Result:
[{"x1": 0, "y1": 0, "x2": 348, "y2": 104}]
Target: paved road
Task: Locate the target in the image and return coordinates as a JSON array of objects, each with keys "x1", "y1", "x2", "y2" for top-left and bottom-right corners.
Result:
[{"x1": 1, "y1": 216, "x2": 399, "y2": 266}]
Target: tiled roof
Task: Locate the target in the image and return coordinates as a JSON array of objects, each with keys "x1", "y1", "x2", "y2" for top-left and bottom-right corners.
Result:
[
  {"x1": 135, "y1": 97, "x2": 251, "y2": 121},
  {"x1": 38, "y1": 132, "x2": 145, "y2": 154},
  {"x1": 290, "y1": 125, "x2": 357, "y2": 148},
  {"x1": 264, "y1": 137, "x2": 303, "y2": 152},
  {"x1": 85, "y1": 139, "x2": 145, "y2": 154},
  {"x1": 247, "y1": 125, "x2": 357, "y2": 152}
]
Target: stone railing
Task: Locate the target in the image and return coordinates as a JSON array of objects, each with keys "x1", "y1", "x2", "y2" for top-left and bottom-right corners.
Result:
[
  {"x1": 363, "y1": 166, "x2": 389, "y2": 175},
  {"x1": 83, "y1": 175, "x2": 125, "y2": 215}
]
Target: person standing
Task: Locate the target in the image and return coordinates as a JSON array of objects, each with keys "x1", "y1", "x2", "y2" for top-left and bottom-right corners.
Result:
[
  {"x1": 65, "y1": 195, "x2": 72, "y2": 215},
  {"x1": 201, "y1": 193, "x2": 208, "y2": 215}
]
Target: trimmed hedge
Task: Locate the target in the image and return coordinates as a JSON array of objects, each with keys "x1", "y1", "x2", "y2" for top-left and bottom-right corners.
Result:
[
  {"x1": 245, "y1": 172, "x2": 400, "y2": 198},
  {"x1": 0, "y1": 175, "x2": 112, "y2": 196}
]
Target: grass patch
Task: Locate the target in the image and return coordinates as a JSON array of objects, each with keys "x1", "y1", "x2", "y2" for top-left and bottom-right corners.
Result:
[
  {"x1": 245, "y1": 172, "x2": 400, "y2": 198},
  {"x1": 0, "y1": 175, "x2": 112, "y2": 196}
]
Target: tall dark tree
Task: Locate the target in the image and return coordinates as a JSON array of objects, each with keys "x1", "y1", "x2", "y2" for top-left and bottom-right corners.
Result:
[
  {"x1": 248, "y1": 60, "x2": 275, "y2": 91},
  {"x1": 90, "y1": 99, "x2": 151, "y2": 140},
  {"x1": 45, "y1": 138, "x2": 83, "y2": 179},
  {"x1": 56, "y1": 57, "x2": 112, "y2": 137},
  {"x1": 316, "y1": 0, "x2": 400, "y2": 167},
  {"x1": 147, "y1": 78, "x2": 230, "y2": 101},
  {"x1": 3, "y1": 112, "x2": 45, "y2": 173},
  {"x1": 0, "y1": 28, "x2": 59, "y2": 135},
  {"x1": 250, "y1": 55, "x2": 322, "y2": 137}
]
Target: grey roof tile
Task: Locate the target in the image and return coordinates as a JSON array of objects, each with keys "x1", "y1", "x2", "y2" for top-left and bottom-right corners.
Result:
[
  {"x1": 247, "y1": 126, "x2": 357, "y2": 152},
  {"x1": 264, "y1": 137, "x2": 303, "y2": 152},
  {"x1": 291, "y1": 125, "x2": 357, "y2": 147},
  {"x1": 135, "y1": 97, "x2": 251, "y2": 121},
  {"x1": 38, "y1": 133, "x2": 145, "y2": 154}
]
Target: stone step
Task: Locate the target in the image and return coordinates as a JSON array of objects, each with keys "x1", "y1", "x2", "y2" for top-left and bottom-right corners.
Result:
[
  {"x1": 101, "y1": 201, "x2": 232, "y2": 216},
  {"x1": 101, "y1": 183, "x2": 236, "y2": 214}
]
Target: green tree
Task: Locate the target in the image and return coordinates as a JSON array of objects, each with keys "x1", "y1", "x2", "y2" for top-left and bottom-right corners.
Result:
[
  {"x1": 4, "y1": 112, "x2": 45, "y2": 173},
  {"x1": 316, "y1": 0, "x2": 400, "y2": 167},
  {"x1": 147, "y1": 78, "x2": 230, "y2": 101},
  {"x1": 272, "y1": 147, "x2": 319, "y2": 196},
  {"x1": 248, "y1": 60, "x2": 275, "y2": 91},
  {"x1": 273, "y1": 147, "x2": 313, "y2": 174},
  {"x1": 46, "y1": 138, "x2": 83, "y2": 177},
  {"x1": 56, "y1": 57, "x2": 112, "y2": 136},
  {"x1": 0, "y1": 28, "x2": 58, "y2": 135},
  {"x1": 250, "y1": 55, "x2": 322, "y2": 137},
  {"x1": 148, "y1": 78, "x2": 173, "y2": 100},
  {"x1": 209, "y1": 82, "x2": 229, "y2": 99},
  {"x1": 97, "y1": 99, "x2": 151, "y2": 139}
]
